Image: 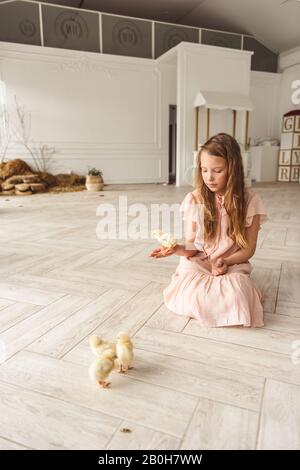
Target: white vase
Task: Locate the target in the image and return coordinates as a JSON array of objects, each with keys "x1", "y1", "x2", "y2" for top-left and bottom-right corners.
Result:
[{"x1": 85, "y1": 175, "x2": 104, "y2": 191}]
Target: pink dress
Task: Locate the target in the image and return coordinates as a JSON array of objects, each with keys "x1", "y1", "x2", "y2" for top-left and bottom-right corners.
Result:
[{"x1": 163, "y1": 190, "x2": 268, "y2": 327}]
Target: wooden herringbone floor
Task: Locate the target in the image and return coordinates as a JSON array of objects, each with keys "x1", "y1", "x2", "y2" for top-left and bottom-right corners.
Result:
[{"x1": 0, "y1": 182, "x2": 300, "y2": 450}]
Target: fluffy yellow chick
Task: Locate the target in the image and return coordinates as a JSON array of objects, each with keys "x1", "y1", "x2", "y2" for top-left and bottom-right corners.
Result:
[
  {"x1": 88, "y1": 349, "x2": 115, "y2": 388},
  {"x1": 152, "y1": 230, "x2": 177, "y2": 249},
  {"x1": 116, "y1": 332, "x2": 134, "y2": 373},
  {"x1": 89, "y1": 334, "x2": 116, "y2": 358}
]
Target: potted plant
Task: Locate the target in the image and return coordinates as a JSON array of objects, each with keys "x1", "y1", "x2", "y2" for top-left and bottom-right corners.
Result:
[{"x1": 86, "y1": 168, "x2": 104, "y2": 191}]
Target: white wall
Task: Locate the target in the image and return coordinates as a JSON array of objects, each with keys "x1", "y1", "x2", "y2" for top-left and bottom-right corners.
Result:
[
  {"x1": 176, "y1": 43, "x2": 253, "y2": 186},
  {"x1": 0, "y1": 41, "x2": 176, "y2": 183},
  {"x1": 278, "y1": 46, "x2": 300, "y2": 126},
  {"x1": 246, "y1": 47, "x2": 300, "y2": 152},
  {"x1": 249, "y1": 71, "x2": 281, "y2": 142}
]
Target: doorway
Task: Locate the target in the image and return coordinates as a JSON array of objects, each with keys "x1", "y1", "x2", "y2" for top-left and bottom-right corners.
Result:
[{"x1": 168, "y1": 104, "x2": 177, "y2": 184}]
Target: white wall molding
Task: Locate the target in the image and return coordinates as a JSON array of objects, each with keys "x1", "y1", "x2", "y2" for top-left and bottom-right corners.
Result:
[
  {"x1": 178, "y1": 41, "x2": 253, "y2": 58},
  {"x1": 8, "y1": 143, "x2": 167, "y2": 155},
  {"x1": 250, "y1": 70, "x2": 282, "y2": 83},
  {"x1": 0, "y1": 41, "x2": 171, "y2": 183},
  {"x1": 249, "y1": 71, "x2": 282, "y2": 140},
  {"x1": 175, "y1": 46, "x2": 185, "y2": 187},
  {"x1": 0, "y1": 43, "x2": 163, "y2": 154},
  {"x1": 16, "y1": 155, "x2": 165, "y2": 183},
  {"x1": 0, "y1": 41, "x2": 154, "y2": 67}
]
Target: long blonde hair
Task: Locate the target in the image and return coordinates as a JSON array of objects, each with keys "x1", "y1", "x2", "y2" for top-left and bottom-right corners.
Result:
[{"x1": 194, "y1": 133, "x2": 248, "y2": 249}]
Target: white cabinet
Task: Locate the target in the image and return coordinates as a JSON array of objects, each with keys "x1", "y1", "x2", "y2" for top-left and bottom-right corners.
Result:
[
  {"x1": 242, "y1": 151, "x2": 251, "y2": 187},
  {"x1": 249, "y1": 145, "x2": 279, "y2": 182}
]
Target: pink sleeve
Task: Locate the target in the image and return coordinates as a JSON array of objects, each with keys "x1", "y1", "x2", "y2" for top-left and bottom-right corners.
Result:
[
  {"x1": 245, "y1": 192, "x2": 268, "y2": 228},
  {"x1": 179, "y1": 192, "x2": 198, "y2": 244},
  {"x1": 179, "y1": 192, "x2": 198, "y2": 222}
]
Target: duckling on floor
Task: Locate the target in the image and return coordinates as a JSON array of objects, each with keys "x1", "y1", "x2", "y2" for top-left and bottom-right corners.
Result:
[
  {"x1": 88, "y1": 348, "x2": 115, "y2": 388},
  {"x1": 89, "y1": 334, "x2": 116, "y2": 358},
  {"x1": 116, "y1": 332, "x2": 134, "y2": 374}
]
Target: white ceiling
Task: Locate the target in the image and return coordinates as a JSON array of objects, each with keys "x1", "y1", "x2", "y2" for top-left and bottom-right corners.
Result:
[{"x1": 4, "y1": 0, "x2": 300, "y2": 53}]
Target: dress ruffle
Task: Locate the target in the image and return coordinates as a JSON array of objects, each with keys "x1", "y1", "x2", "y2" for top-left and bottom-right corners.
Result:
[
  {"x1": 245, "y1": 194, "x2": 269, "y2": 228},
  {"x1": 163, "y1": 255, "x2": 264, "y2": 327}
]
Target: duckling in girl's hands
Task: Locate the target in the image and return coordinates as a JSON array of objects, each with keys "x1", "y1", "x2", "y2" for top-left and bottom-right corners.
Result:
[
  {"x1": 88, "y1": 348, "x2": 116, "y2": 388},
  {"x1": 150, "y1": 230, "x2": 178, "y2": 258},
  {"x1": 152, "y1": 230, "x2": 177, "y2": 249},
  {"x1": 116, "y1": 332, "x2": 134, "y2": 373}
]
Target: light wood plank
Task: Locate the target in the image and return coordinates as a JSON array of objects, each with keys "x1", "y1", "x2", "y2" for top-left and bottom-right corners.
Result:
[
  {"x1": 0, "y1": 380, "x2": 119, "y2": 450},
  {"x1": 276, "y1": 300, "x2": 300, "y2": 318},
  {"x1": 261, "y1": 228, "x2": 286, "y2": 248},
  {"x1": 45, "y1": 266, "x2": 150, "y2": 292},
  {"x1": 133, "y1": 326, "x2": 300, "y2": 386},
  {"x1": 286, "y1": 227, "x2": 300, "y2": 247},
  {"x1": 0, "y1": 302, "x2": 40, "y2": 333},
  {"x1": 8, "y1": 273, "x2": 109, "y2": 297},
  {"x1": 258, "y1": 380, "x2": 300, "y2": 450},
  {"x1": 0, "y1": 281, "x2": 65, "y2": 306},
  {"x1": 251, "y1": 257, "x2": 281, "y2": 270},
  {"x1": 183, "y1": 320, "x2": 298, "y2": 356},
  {"x1": 0, "y1": 299, "x2": 14, "y2": 311},
  {"x1": 250, "y1": 265, "x2": 280, "y2": 313},
  {"x1": 263, "y1": 312, "x2": 300, "y2": 334},
  {"x1": 106, "y1": 422, "x2": 180, "y2": 450},
  {"x1": 0, "y1": 253, "x2": 64, "y2": 277},
  {"x1": 254, "y1": 247, "x2": 300, "y2": 263},
  {"x1": 0, "y1": 436, "x2": 29, "y2": 450},
  {"x1": 21, "y1": 248, "x2": 96, "y2": 276},
  {"x1": 27, "y1": 289, "x2": 136, "y2": 358},
  {"x1": 146, "y1": 303, "x2": 190, "y2": 332},
  {"x1": 116, "y1": 260, "x2": 176, "y2": 284},
  {"x1": 0, "y1": 295, "x2": 94, "y2": 363},
  {"x1": 181, "y1": 398, "x2": 258, "y2": 450},
  {"x1": 71, "y1": 282, "x2": 165, "y2": 339},
  {"x1": 278, "y1": 262, "x2": 300, "y2": 304}
]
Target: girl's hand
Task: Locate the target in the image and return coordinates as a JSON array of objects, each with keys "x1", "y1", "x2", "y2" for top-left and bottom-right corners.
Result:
[
  {"x1": 149, "y1": 245, "x2": 176, "y2": 258},
  {"x1": 211, "y1": 257, "x2": 228, "y2": 276}
]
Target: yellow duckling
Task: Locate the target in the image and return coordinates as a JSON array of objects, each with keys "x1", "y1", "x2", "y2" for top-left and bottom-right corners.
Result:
[
  {"x1": 152, "y1": 230, "x2": 177, "y2": 249},
  {"x1": 116, "y1": 332, "x2": 134, "y2": 373},
  {"x1": 89, "y1": 334, "x2": 116, "y2": 358},
  {"x1": 88, "y1": 348, "x2": 115, "y2": 388}
]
